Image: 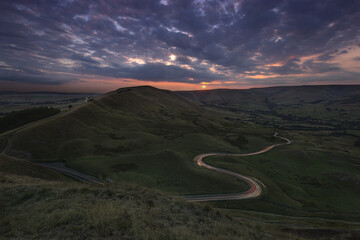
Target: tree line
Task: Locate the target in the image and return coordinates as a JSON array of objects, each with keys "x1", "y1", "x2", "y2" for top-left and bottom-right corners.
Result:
[{"x1": 0, "y1": 107, "x2": 60, "y2": 134}]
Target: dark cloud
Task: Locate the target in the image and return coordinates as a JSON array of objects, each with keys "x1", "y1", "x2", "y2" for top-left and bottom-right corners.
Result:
[
  {"x1": 0, "y1": 0, "x2": 359, "y2": 89},
  {"x1": 317, "y1": 52, "x2": 337, "y2": 61},
  {"x1": 77, "y1": 62, "x2": 225, "y2": 83},
  {"x1": 175, "y1": 55, "x2": 192, "y2": 64},
  {"x1": 269, "y1": 58, "x2": 303, "y2": 75},
  {"x1": 0, "y1": 68, "x2": 75, "y2": 85},
  {"x1": 70, "y1": 54, "x2": 99, "y2": 64},
  {"x1": 302, "y1": 59, "x2": 341, "y2": 73}
]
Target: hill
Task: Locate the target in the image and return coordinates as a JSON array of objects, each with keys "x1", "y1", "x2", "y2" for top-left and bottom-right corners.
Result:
[
  {"x1": 1, "y1": 85, "x2": 360, "y2": 238},
  {"x1": 176, "y1": 85, "x2": 360, "y2": 130},
  {"x1": 1, "y1": 86, "x2": 277, "y2": 195},
  {"x1": 1, "y1": 85, "x2": 360, "y2": 227},
  {"x1": 176, "y1": 85, "x2": 360, "y2": 104}
]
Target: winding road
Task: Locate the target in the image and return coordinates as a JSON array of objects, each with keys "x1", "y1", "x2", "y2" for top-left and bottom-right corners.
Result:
[
  {"x1": 182, "y1": 132, "x2": 292, "y2": 201},
  {"x1": 3, "y1": 127, "x2": 291, "y2": 200}
]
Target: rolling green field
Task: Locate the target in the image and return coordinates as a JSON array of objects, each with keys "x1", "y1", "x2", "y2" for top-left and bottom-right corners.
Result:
[
  {"x1": 1, "y1": 155, "x2": 359, "y2": 240},
  {"x1": 177, "y1": 85, "x2": 360, "y2": 219},
  {"x1": 1, "y1": 85, "x2": 360, "y2": 238},
  {"x1": 1, "y1": 86, "x2": 279, "y2": 196},
  {"x1": 207, "y1": 131, "x2": 360, "y2": 215}
]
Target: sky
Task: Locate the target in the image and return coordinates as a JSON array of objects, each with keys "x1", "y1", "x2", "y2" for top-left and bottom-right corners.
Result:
[{"x1": 0, "y1": 0, "x2": 360, "y2": 92}]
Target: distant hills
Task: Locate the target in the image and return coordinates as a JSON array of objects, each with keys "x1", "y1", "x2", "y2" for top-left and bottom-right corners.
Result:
[
  {"x1": 177, "y1": 85, "x2": 360, "y2": 131},
  {"x1": 176, "y1": 85, "x2": 360, "y2": 105},
  {"x1": 0, "y1": 91, "x2": 99, "y2": 114},
  {"x1": 0, "y1": 91, "x2": 98, "y2": 95}
]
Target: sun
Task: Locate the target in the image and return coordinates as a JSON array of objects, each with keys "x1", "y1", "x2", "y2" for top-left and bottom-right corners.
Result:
[{"x1": 202, "y1": 85, "x2": 206, "y2": 89}]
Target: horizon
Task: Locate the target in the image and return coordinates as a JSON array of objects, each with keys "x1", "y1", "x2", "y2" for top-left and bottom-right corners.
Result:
[
  {"x1": 1, "y1": 0, "x2": 360, "y2": 92},
  {"x1": 1, "y1": 83, "x2": 360, "y2": 94}
]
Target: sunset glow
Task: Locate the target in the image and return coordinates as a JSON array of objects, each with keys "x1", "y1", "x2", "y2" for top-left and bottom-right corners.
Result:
[{"x1": 0, "y1": 0, "x2": 359, "y2": 92}]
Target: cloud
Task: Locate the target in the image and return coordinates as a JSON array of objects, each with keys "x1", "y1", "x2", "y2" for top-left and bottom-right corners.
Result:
[
  {"x1": 70, "y1": 54, "x2": 100, "y2": 64},
  {"x1": 269, "y1": 58, "x2": 303, "y2": 75},
  {"x1": 0, "y1": 68, "x2": 76, "y2": 85},
  {"x1": 302, "y1": 59, "x2": 341, "y2": 73},
  {"x1": 78, "y1": 62, "x2": 226, "y2": 83},
  {"x1": 0, "y1": 0, "x2": 359, "y2": 90}
]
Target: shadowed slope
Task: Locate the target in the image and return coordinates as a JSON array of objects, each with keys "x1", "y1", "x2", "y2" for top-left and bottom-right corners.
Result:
[{"x1": 4, "y1": 86, "x2": 226, "y2": 161}]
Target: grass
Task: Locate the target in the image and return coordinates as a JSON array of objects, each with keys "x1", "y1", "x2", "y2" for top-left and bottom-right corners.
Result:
[
  {"x1": 205, "y1": 130, "x2": 360, "y2": 219},
  {"x1": 177, "y1": 85, "x2": 360, "y2": 219},
  {"x1": 1, "y1": 85, "x2": 360, "y2": 239},
  {"x1": 65, "y1": 131, "x2": 256, "y2": 195},
  {"x1": 1, "y1": 86, "x2": 359, "y2": 211},
  {"x1": 0, "y1": 154, "x2": 69, "y2": 181},
  {"x1": 2, "y1": 167, "x2": 358, "y2": 240},
  {"x1": 1, "y1": 86, "x2": 279, "y2": 195},
  {"x1": 0, "y1": 171, "x2": 309, "y2": 240}
]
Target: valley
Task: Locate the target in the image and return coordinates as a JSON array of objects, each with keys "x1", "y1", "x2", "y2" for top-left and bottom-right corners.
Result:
[{"x1": 1, "y1": 85, "x2": 360, "y2": 239}]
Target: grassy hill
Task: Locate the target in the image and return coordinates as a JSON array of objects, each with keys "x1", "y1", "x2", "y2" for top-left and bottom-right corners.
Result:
[
  {"x1": 1, "y1": 85, "x2": 360, "y2": 230},
  {"x1": 1, "y1": 86, "x2": 278, "y2": 195},
  {"x1": 0, "y1": 86, "x2": 360, "y2": 239}
]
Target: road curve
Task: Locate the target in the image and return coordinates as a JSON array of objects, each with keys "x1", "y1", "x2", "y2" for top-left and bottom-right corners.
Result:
[
  {"x1": 183, "y1": 132, "x2": 292, "y2": 202},
  {"x1": 35, "y1": 162, "x2": 105, "y2": 185},
  {"x1": 2, "y1": 128, "x2": 105, "y2": 185}
]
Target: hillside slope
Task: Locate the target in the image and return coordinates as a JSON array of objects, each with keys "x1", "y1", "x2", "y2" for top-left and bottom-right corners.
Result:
[
  {"x1": 4, "y1": 86, "x2": 224, "y2": 160},
  {"x1": 2, "y1": 158, "x2": 359, "y2": 240},
  {"x1": 1, "y1": 86, "x2": 276, "y2": 195}
]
